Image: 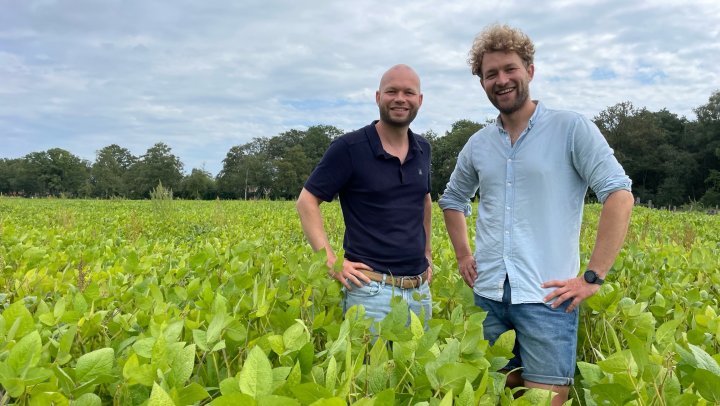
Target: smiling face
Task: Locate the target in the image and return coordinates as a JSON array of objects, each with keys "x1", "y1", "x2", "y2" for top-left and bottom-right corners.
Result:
[
  {"x1": 480, "y1": 51, "x2": 534, "y2": 116},
  {"x1": 376, "y1": 65, "x2": 423, "y2": 128}
]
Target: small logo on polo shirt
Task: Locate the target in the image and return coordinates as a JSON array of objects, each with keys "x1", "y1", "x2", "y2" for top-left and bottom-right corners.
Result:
[{"x1": 418, "y1": 169, "x2": 423, "y2": 175}]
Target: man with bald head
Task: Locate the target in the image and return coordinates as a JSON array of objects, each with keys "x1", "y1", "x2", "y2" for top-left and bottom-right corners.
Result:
[{"x1": 297, "y1": 64, "x2": 433, "y2": 327}]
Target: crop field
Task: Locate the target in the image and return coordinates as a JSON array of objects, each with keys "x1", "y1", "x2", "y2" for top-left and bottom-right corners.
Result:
[{"x1": 1, "y1": 198, "x2": 719, "y2": 405}]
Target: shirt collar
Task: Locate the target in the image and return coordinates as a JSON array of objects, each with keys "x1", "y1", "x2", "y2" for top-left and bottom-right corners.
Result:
[
  {"x1": 367, "y1": 120, "x2": 423, "y2": 159},
  {"x1": 494, "y1": 100, "x2": 544, "y2": 131}
]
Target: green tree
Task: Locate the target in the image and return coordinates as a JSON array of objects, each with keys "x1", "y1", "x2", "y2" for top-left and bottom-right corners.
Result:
[
  {"x1": 429, "y1": 120, "x2": 484, "y2": 200},
  {"x1": 595, "y1": 103, "x2": 670, "y2": 205},
  {"x1": 127, "y1": 143, "x2": 184, "y2": 199},
  {"x1": 179, "y1": 168, "x2": 217, "y2": 200},
  {"x1": 91, "y1": 144, "x2": 137, "y2": 198},
  {"x1": 216, "y1": 142, "x2": 273, "y2": 199},
  {"x1": 0, "y1": 158, "x2": 34, "y2": 195},
  {"x1": 23, "y1": 149, "x2": 90, "y2": 197},
  {"x1": 694, "y1": 90, "x2": 720, "y2": 206}
]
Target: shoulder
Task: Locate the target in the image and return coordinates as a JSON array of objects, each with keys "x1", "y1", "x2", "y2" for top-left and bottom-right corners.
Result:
[
  {"x1": 336, "y1": 125, "x2": 371, "y2": 146},
  {"x1": 538, "y1": 104, "x2": 590, "y2": 127},
  {"x1": 466, "y1": 123, "x2": 496, "y2": 146},
  {"x1": 412, "y1": 132, "x2": 431, "y2": 150}
]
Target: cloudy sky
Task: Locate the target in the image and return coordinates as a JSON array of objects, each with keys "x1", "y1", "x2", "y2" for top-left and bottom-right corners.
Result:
[{"x1": 2, "y1": 0, "x2": 719, "y2": 176}]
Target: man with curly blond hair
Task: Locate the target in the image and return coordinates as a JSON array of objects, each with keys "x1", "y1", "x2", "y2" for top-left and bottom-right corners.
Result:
[{"x1": 439, "y1": 24, "x2": 634, "y2": 404}]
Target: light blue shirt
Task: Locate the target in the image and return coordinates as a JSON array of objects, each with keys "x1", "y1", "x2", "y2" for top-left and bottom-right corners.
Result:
[{"x1": 438, "y1": 102, "x2": 631, "y2": 303}]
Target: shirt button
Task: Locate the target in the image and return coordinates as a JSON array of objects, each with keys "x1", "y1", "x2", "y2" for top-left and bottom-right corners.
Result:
[
  {"x1": 507, "y1": 158, "x2": 512, "y2": 162},
  {"x1": 506, "y1": 206, "x2": 510, "y2": 210},
  {"x1": 505, "y1": 230, "x2": 509, "y2": 234}
]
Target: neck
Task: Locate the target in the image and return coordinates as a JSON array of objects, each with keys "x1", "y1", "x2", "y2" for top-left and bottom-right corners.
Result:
[
  {"x1": 375, "y1": 121, "x2": 409, "y2": 146},
  {"x1": 499, "y1": 100, "x2": 537, "y2": 140}
]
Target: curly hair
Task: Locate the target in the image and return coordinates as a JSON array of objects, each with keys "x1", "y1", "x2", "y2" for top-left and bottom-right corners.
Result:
[{"x1": 468, "y1": 24, "x2": 535, "y2": 79}]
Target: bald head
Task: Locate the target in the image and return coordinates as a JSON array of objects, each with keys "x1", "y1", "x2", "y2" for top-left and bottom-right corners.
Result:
[
  {"x1": 379, "y1": 64, "x2": 421, "y2": 92},
  {"x1": 376, "y1": 64, "x2": 423, "y2": 128}
]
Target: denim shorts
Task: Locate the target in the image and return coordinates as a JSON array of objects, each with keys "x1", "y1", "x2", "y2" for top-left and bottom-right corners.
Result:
[
  {"x1": 342, "y1": 277, "x2": 432, "y2": 329},
  {"x1": 474, "y1": 277, "x2": 578, "y2": 386}
]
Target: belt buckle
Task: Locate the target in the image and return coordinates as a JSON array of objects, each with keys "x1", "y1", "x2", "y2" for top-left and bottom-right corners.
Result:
[{"x1": 399, "y1": 275, "x2": 422, "y2": 289}]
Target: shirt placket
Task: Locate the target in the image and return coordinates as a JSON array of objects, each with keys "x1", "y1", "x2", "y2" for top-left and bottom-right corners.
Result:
[
  {"x1": 500, "y1": 125, "x2": 532, "y2": 303},
  {"x1": 501, "y1": 130, "x2": 515, "y2": 299}
]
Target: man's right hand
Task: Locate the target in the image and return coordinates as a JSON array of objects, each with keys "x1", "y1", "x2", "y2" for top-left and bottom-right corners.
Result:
[
  {"x1": 458, "y1": 255, "x2": 477, "y2": 287},
  {"x1": 328, "y1": 259, "x2": 373, "y2": 290}
]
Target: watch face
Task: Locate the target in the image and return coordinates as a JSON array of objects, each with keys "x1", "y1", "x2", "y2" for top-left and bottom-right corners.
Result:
[{"x1": 584, "y1": 270, "x2": 597, "y2": 283}]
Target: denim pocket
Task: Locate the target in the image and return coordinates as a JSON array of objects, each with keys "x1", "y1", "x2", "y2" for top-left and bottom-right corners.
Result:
[{"x1": 345, "y1": 280, "x2": 381, "y2": 297}]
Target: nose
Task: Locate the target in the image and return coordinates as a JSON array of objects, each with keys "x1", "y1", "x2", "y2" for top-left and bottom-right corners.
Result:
[{"x1": 496, "y1": 71, "x2": 510, "y2": 84}]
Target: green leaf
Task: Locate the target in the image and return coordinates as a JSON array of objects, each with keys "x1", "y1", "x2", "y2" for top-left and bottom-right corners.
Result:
[
  {"x1": 260, "y1": 395, "x2": 302, "y2": 406},
  {"x1": 373, "y1": 388, "x2": 395, "y2": 406},
  {"x1": 177, "y1": 382, "x2": 210, "y2": 405},
  {"x1": 239, "y1": 346, "x2": 273, "y2": 397},
  {"x1": 518, "y1": 388, "x2": 557, "y2": 404},
  {"x1": 597, "y1": 350, "x2": 637, "y2": 376},
  {"x1": 283, "y1": 321, "x2": 310, "y2": 353},
  {"x1": 3, "y1": 300, "x2": 35, "y2": 341},
  {"x1": 75, "y1": 347, "x2": 114, "y2": 385},
  {"x1": 325, "y1": 356, "x2": 337, "y2": 392},
  {"x1": 379, "y1": 298, "x2": 414, "y2": 342},
  {"x1": 439, "y1": 389, "x2": 453, "y2": 406},
  {"x1": 436, "y1": 362, "x2": 481, "y2": 394},
  {"x1": 123, "y1": 353, "x2": 154, "y2": 386},
  {"x1": 655, "y1": 319, "x2": 681, "y2": 349},
  {"x1": 490, "y1": 329, "x2": 515, "y2": 356},
  {"x1": 167, "y1": 343, "x2": 195, "y2": 387},
  {"x1": 290, "y1": 382, "x2": 333, "y2": 405},
  {"x1": 208, "y1": 393, "x2": 257, "y2": 406},
  {"x1": 456, "y1": 380, "x2": 475, "y2": 406},
  {"x1": 219, "y1": 376, "x2": 241, "y2": 395},
  {"x1": 56, "y1": 324, "x2": 77, "y2": 365},
  {"x1": 0, "y1": 375, "x2": 26, "y2": 398},
  {"x1": 589, "y1": 383, "x2": 636, "y2": 405},
  {"x1": 286, "y1": 361, "x2": 302, "y2": 387},
  {"x1": 148, "y1": 382, "x2": 175, "y2": 406},
  {"x1": 577, "y1": 362, "x2": 603, "y2": 387},
  {"x1": 694, "y1": 368, "x2": 720, "y2": 402},
  {"x1": 133, "y1": 337, "x2": 156, "y2": 358},
  {"x1": 8, "y1": 330, "x2": 42, "y2": 375},
  {"x1": 73, "y1": 393, "x2": 102, "y2": 406},
  {"x1": 689, "y1": 344, "x2": 720, "y2": 375},
  {"x1": 206, "y1": 311, "x2": 228, "y2": 344}
]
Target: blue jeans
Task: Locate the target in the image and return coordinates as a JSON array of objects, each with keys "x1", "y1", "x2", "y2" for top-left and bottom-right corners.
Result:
[
  {"x1": 342, "y1": 277, "x2": 432, "y2": 330},
  {"x1": 474, "y1": 277, "x2": 578, "y2": 386}
]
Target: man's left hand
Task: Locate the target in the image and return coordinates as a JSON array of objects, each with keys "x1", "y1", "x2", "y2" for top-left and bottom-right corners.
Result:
[
  {"x1": 426, "y1": 265, "x2": 433, "y2": 285},
  {"x1": 542, "y1": 277, "x2": 601, "y2": 313}
]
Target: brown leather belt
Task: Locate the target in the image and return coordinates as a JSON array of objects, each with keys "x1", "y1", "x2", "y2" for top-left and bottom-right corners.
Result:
[{"x1": 359, "y1": 269, "x2": 428, "y2": 289}]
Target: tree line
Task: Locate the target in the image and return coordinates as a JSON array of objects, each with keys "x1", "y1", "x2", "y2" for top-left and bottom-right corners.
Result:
[{"x1": 1, "y1": 91, "x2": 719, "y2": 207}]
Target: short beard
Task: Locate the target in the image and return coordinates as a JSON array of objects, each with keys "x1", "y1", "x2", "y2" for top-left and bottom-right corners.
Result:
[
  {"x1": 490, "y1": 83, "x2": 530, "y2": 115},
  {"x1": 379, "y1": 107, "x2": 418, "y2": 128}
]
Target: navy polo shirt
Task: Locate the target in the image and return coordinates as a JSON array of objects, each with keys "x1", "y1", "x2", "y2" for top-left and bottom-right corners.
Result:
[{"x1": 304, "y1": 121, "x2": 431, "y2": 276}]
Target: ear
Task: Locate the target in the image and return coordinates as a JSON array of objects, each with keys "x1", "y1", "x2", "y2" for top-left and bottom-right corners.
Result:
[
  {"x1": 527, "y1": 64, "x2": 535, "y2": 81},
  {"x1": 418, "y1": 92, "x2": 424, "y2": 107},
  {"x1": 376, "y1": 90, "x2": 380, "y2": 105}
]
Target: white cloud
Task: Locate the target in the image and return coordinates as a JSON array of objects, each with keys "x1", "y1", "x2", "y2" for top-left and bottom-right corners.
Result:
[{"x1": 1, "y1": 0, "x2": 718, "y2": 176}]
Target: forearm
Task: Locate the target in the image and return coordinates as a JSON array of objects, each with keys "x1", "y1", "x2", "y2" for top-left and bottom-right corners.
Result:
[
  {"x1": 587, "y1": 189, "x2": 634, "y2": 276},
  {"x1": 296, "y1": 188, "x2": 336, "y2": 265},
  {"x1": 442, "y1": 209, "x2": 473, "y2": 259},
  {"x1": 424, "y1": 193, "x2": 432, "y2": 260}
]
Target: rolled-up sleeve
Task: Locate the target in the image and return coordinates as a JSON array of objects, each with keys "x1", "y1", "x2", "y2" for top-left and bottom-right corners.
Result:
[
  {"x1": 438, "y1": 138, "x2": 479, "y2": 216},
  {"x1": 570, "y1": 116, "x2": 632, "y2": 203}
]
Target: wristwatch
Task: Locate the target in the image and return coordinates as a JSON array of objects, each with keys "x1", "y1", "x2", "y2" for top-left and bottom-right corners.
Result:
[{"x1": 583, "y1": 270, "x2": 604, "y2": 285}]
